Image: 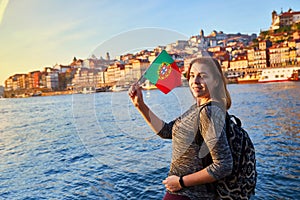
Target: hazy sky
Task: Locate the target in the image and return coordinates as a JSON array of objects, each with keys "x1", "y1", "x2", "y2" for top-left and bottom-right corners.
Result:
[{"x1": 0, "y1": 0, "x2": 299, "y2": 85}]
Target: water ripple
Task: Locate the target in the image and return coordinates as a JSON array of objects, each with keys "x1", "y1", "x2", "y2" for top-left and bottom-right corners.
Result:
[{"x1": 0, "y1": 84, "x2": 299, "y2": 199}]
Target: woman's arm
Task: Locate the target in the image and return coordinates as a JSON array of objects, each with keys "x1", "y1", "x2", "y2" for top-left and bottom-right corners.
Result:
[
  {"x1": 200, "y1": 105, "x2": 233, "y2": 180},
  {"x1": 128, "y1": 83, "x2": 164, "y2": 133}
]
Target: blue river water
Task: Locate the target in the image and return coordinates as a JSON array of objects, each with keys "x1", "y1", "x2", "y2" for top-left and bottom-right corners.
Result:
[{"x1": 0, "y1": 82, "x2": 299, "y2": 199}]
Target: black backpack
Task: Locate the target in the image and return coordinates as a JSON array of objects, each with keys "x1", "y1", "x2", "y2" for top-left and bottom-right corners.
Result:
[{"x1": 196, "y1": 103, "x2": 257, "y2": 199}]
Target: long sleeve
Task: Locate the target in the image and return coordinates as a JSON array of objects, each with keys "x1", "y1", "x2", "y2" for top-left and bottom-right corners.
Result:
[{"x1": 199, "y1": 105, "x2": 233, "y2": 180}]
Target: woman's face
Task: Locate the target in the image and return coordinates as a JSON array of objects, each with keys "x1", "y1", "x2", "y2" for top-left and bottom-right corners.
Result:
[{"x1": 188, "y1": 63, "x2": 217, "y2": 99}]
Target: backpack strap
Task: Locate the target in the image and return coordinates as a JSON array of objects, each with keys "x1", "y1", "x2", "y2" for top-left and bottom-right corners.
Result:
[
  {"x1": 193, "y1": 102, "x2": 211, "y2": 143},
  {"x1": 228, "y1": 114, "x2": 242, "y2": 127},
  {"x1": 194, "y1": 101, "x2": 227, "y2": 143}
]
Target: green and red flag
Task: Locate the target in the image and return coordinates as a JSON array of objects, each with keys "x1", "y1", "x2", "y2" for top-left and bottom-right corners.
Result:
[{"x1": 143, "y1": 50, "x2": 182, "y2": 94}]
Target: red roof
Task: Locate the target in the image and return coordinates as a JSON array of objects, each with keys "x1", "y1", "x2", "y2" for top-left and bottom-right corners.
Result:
[{"x1": 281, "y1": 11, "x2": 300, "y2": 17}]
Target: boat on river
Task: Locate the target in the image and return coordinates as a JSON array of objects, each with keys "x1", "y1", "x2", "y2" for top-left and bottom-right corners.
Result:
[
  {"x1": 111, "y1": 84, "x2": 130, "y2": 92},
  {"x1": 142, "y1": 80, "x2": 157, "y2": 90},
  {"x1": 31, "y1": 91, "x2": 42, "y2": 97},
  {"x1": 95, "y1": 86, "x2": 110, "y2": 92},
  {"x1": 237, "y1": 73, "x2": 260, "y2": 84},
  {"x1": 258, "y1": 66, "x2": 300, "y2": 83}
]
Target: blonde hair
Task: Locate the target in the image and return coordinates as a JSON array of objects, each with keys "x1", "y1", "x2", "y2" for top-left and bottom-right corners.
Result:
[{"x1": 186, "y1": 57, "x2": 231, "y2": 110}]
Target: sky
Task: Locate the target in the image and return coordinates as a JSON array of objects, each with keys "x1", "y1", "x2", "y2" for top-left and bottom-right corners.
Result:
[{"x1": 0, "y1": 0, "x2": 299, "y2": 86}]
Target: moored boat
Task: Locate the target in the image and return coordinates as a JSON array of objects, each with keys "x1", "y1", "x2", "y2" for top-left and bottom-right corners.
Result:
[
  {"x1": 95, "y1": 86, "x2": 110, "y2": 92},
  {"x1": 225, "y1": 76, "x2": 238, "y2": 84},
  {"x1": 258, "y1": 66, "x2": 300, "y2": 83},
  {"x1": 81, "y1": 87, "x2": 94, "y2": 94},
  {"x1": 111, "y1": 84, "x2": 130, "y2": 92},
  {"x1": 225, "y1": 72, "x2": 240, "y2": 84},
  {"x1": 142, "y1": 80, "x2": 157, "y2": 90},
  {"x1": 290, "y1": 68, "x2": 300, "y2": 81},
  {"x1": 32, "y1": 91, "x2": 42, "y2": 97},
  {"x1": 237, "y1": 74, "x2": 260, "y2": 84}
]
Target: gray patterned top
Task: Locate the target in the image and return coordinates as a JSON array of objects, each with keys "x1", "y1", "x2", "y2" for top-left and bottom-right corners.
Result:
[{"x1": 157, "y1": 103, "x2": 233, "y2": 200}]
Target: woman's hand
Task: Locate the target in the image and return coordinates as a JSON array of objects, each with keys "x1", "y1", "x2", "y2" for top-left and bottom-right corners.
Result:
[
  {"x1": 162, "y1": 175, "x2": 182, "y2": 192},
  {"x1": 128, "y1": 83, "x2": 164, "y2": 133},
  {"x1": 128, "y1": 83, "x2": 144, "y2": 108}
]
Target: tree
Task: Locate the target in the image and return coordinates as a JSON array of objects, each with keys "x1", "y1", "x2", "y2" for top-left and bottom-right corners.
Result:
[
  {"x1": 292, "y1": 23, "x2": 300, "y2": 31},
  {"x1": 91, "y1": 54, "x2": 97, "y2": 59},
  {"x1": 275, "y1": 26, "x2": 291, "y2": 34}
]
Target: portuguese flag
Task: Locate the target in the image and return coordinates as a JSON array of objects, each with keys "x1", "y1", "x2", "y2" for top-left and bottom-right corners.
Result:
[{"x1": 143, "y1": 50, "x2": 182, "y2": 94}]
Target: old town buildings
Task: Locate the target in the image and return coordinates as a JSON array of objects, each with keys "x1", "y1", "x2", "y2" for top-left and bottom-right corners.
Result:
[{"x1": 3, "y1": 9, "x2": 300, "y2": 97}]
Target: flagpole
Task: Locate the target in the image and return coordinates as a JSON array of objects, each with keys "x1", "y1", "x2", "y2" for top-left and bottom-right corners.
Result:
[{"x1": 136, "y1": 71, "x2": 147, "y2": 86}]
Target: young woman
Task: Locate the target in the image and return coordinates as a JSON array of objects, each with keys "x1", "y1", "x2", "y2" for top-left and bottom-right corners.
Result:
[{"x1": 128, "y1": 57, "x2": 233, "y2": 200}]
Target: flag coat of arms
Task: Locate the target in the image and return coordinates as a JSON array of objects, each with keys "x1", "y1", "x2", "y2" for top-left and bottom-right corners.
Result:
[{"x1": 143, "y1": 50, "x2": 182, "y2": 94}]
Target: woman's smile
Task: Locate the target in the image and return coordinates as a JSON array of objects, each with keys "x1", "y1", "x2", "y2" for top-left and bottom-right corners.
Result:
[{"x1": 192, "y1": 85, "x2": 203, "y2": 92}]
